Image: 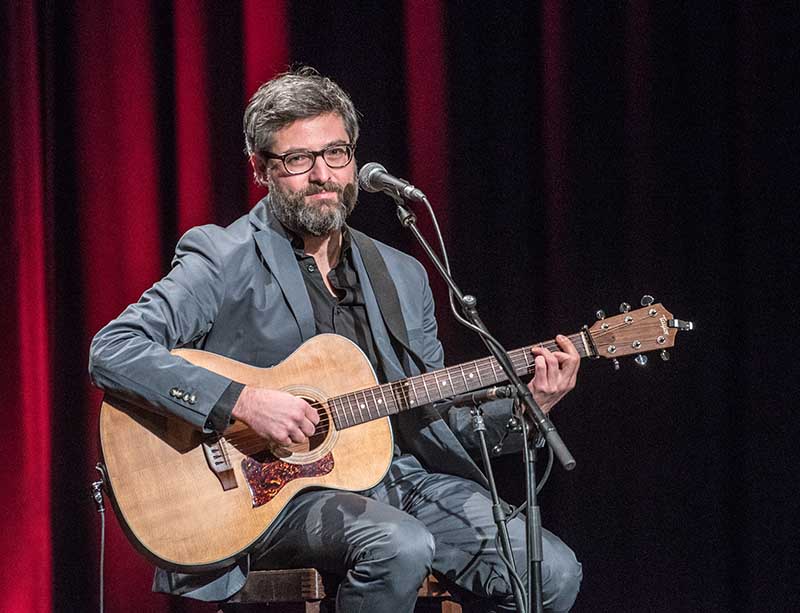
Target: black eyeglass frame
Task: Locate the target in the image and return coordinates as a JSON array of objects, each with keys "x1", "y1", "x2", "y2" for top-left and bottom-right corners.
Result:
[{"x1": 261, "y1": 143, "x2": 356, "y2": 176}]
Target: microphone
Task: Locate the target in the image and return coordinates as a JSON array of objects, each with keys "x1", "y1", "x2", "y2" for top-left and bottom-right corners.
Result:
[{"x1": 358, "y1": 162, "x2": 427, "y2": 202}]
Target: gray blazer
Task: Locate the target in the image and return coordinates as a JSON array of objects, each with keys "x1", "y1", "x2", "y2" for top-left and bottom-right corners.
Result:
[{"x1": 89, "y1": 198, "x2": 519, "y2": 601}]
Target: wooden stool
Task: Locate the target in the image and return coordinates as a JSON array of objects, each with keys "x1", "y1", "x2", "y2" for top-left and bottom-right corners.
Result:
[{"x1": 217, "y1": 567, "x2": 462, "y2": 612}]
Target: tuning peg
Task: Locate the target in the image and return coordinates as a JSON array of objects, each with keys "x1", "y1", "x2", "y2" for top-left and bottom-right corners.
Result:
[
  {"x1": 619, "y1": 302, "x2": 631, "y2": 313},
  {"x1": 660, "y1": 349, "x2": 670, "y2": 362},
  {"x1": 612, "y1": 358, "x2": 620, "y2": 371},
  {"x1": 640, "y1": 295, "x2": 654, "y2": 306},
  {"x1": 595, "y1": 309, "x2": 606, "y2": 320},
  {"x1": 634, "y1": 354, "x2": 648, "y2": 367}
]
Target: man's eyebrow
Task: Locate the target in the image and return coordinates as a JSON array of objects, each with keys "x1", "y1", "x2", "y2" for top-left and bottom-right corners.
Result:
[{"x1": 280, "y1": 139, "x2": 349, "y2": 154}]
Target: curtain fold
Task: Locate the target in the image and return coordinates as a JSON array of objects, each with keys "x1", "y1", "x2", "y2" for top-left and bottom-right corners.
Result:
[
  {"x1": 403, "y1": 0, "x2": 452, "y2": 345},
  {"x1": 3, "y1": 3, "x2": 53, "y2": 611}
]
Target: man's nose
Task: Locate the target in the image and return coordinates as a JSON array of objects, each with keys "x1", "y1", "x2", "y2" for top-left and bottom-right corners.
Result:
[{"x1": 307, "y1": 154, "x2": 331, "y2": 184}]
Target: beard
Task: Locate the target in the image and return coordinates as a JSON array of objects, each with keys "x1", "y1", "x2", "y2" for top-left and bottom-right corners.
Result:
[{"x1": 268, "y1": 173, "x2": 359, "y2": 237}]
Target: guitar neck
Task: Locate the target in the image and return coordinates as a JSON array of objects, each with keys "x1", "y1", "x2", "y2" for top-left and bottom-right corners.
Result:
[{"x1": 329, "y1": 330, "x2": 593, "y2": 429}]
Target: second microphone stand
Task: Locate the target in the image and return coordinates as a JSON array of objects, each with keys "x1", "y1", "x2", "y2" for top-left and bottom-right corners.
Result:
[{"x1": 391, "y1": 197, "x2": 576, "y2": 613}]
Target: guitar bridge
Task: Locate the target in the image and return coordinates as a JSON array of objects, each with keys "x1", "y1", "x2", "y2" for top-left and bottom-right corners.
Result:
[{"x1": 202, "y1": 437, "x2": 238, "y2": 491}]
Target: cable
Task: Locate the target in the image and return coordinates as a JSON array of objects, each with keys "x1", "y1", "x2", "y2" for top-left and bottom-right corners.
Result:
[
  {"x1": 99, "y1": 510, "x2": 105, "y2": 613},
  {"x1": 92, "y1": 464, "x2": 106, "y2": 613},
  {"x1": 493, "y1": 531, "x2": 529, "y2": 613}
]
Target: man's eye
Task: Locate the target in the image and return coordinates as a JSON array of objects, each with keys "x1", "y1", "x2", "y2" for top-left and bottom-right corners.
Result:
[
  {"x1": 326, "y1": 147, "x2": 347, "y2": 158},
  {"x1": 285, "y1": 153, "x2": 312, "y2": 167}
]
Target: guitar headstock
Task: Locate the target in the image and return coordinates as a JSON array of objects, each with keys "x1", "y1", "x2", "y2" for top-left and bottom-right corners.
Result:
[{"x1": 586, "y1": 296, "x2": 693, "y2": 366}]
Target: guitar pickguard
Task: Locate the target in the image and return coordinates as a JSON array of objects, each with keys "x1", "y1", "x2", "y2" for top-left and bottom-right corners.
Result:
[{"x1": 241, "y1": 452, "x2": 334, "y2": 508}]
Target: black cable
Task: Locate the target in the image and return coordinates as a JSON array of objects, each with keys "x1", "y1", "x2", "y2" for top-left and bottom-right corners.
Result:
[{"x1": 92, "y1": 464, "x2": 106, "y2": 613}]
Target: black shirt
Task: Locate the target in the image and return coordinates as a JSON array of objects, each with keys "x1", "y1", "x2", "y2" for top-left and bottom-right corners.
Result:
[
  {"x1": 290, "y1": 228, "x2": 384, "y2": 379},
  {"x1": 206, "y1": 227, "x2": 383, "y2": 433}
]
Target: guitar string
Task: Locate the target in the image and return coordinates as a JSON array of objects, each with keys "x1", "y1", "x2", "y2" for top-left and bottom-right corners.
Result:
[
  {"x1": 223, "y1": 323, "x2": 639, "y2": 451},
  {"x1": 224, "y1": 350, "x2": 531, "y2": 449},
  {"x1": 225, "y1": 332, "x2": 586, "y2": 438}
]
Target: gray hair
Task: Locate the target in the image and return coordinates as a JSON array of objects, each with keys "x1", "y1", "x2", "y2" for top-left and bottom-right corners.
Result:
[{"x1": 243, "y1": 66, "x2": 360, "y2": 156}]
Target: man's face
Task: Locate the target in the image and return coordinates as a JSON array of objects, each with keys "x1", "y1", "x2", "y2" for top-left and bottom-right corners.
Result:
[{"x1": 254, "y1": 113, "x2": 358, "y2": 237}]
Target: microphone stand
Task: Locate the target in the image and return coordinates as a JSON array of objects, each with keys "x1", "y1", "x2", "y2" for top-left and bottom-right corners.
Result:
[
  {"x1": 391, "y1": 196, "x2": 576, "y2": 613},
  {"x1": 523, "y1": 408, "x2": 545, "y2": 613}
]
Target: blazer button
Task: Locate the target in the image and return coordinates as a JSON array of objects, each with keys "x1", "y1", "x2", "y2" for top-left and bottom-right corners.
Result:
[
  {"x1": 170, "y1": 387, "x2": 179, "y2": 397},
  {"x1": 188, "y1": 394, "x2": 197, "y2": 405}
]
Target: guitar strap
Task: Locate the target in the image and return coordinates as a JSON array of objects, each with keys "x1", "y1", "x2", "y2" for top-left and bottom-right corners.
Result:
[{"x1": 349, "y1": 228, "x2": 427, "y2": 377}]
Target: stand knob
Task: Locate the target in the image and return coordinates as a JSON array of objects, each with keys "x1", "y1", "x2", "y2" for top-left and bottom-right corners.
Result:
[
  {"x1": 640, "y1": 294, "x2": 654, "y2": 306},
  {"x1": 619, "y1": 302, "x2": 631, "y2": 313},
  {"x1": 506, "y1": 416, "x2": 522, "y2": 432},
  {"x1": 634, "y1": 354, "x2": 648, "y2": 367}
]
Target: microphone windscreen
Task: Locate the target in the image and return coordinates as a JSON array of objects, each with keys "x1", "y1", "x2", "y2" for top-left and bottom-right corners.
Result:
[{"x1": 357, "y1": 162, "x2": 387, "y2": 193}]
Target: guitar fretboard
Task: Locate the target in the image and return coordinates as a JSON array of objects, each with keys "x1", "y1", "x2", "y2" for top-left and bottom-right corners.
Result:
[{"x1": 327, "y1": 331, "x2": 591, "y2": 429}]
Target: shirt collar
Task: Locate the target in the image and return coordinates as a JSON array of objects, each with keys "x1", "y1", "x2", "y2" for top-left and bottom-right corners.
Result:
[{"x1": 285, "y1": 225, "x2": 353, "y2": 260}]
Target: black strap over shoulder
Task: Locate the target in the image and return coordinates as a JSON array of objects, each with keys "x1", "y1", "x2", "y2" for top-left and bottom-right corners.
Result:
[{"x1": 349, "y1": 228, "x2": 427, "y2": 376}]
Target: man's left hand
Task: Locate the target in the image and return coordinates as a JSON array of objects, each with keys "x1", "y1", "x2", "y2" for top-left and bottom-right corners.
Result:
[{"x1": 527, "y1": 334, "x2": 580, "y2": 413}]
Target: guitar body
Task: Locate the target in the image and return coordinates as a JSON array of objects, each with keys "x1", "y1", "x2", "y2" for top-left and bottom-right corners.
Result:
[{"x1": 99, "y1": 334, "x2": 393, "y2": 572}]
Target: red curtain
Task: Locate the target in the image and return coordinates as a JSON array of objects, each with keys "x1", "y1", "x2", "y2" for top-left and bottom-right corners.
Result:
[
  {"x1": 2, "y1": 2, "x2": 448, "y2": 610},
  {"x1": 3, "y1": 3, "x2": 52, "y2": 611},
  {"x1": 403, "y1": 1, "x2": 452, "y2": 343},
  {"x1": 1, "y1": 2, "x2": 286, "y2": 611}
]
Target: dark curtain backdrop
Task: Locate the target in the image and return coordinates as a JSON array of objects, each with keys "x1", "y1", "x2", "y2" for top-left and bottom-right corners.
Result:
[{"x1": 3, "y1": 2, "x2": 798, "y2": 611}]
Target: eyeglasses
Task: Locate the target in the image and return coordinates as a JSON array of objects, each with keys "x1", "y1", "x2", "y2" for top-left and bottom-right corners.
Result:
[{"x1": 262, "y1": 143, "x2": 356, "y2": 176}]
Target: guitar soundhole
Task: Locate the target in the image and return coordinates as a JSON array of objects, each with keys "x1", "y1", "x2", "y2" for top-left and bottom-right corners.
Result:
[
  {"x1": 283, "y1": 399, "x2": 331, "y2": 454},
  {"x1": 291, "y1": 426, "x2": 327, "y2": 454},
  {"x1": 240, "y1": 398, "x2": 336, "y2": 508}
]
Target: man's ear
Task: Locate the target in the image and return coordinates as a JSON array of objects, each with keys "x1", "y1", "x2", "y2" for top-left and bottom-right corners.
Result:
[{"x1": 250, "y1": 154, "x2": 269, "y2": 187}]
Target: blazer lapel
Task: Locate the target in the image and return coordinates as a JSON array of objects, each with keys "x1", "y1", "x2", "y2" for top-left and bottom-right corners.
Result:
[{"x1": 249, "y1": 199, "x2": 316, "y2": 342}]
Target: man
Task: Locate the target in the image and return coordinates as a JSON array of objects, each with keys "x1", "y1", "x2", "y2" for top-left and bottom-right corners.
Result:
[{"x1": 89, "y1": 67, "x2": 582, "y2": 612}]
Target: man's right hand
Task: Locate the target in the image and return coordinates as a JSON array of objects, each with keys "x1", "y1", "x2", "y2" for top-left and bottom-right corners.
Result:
[{"x1": 231, "y1": 386, "x2": 320, "y2": 447}]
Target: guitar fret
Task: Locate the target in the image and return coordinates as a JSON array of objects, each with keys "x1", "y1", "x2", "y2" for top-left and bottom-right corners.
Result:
[
  {"x1": 378, "y1": 384, "x2": 392, "y2": 415},
  {"x1": 397, "y1": 380, "x2": 412, "y2": 409},
  {"x1": 348, "y1": 391, "x2": 359, "y2": 426},
  {"x1": 459, "y1": 364, "x2": 469, "y2": 393},
  {"x1": 356, "y1": 390, "x2": 370, "y2": 424},
  {"x1": 406, "y1": 377, "x2": 424, "y2": 407},
  {"x1": 438, "y1": 371, "x2": 450, "y2": 396},
  {"x1": 345, "y1": 393, "x2": 357, "y2": 427},
  {"x1": 367, "y1": 388, "x2": 379, "y2": 421},
  {"x1": 475, "y1": 360, "x2": 485, "y2": 386},
  {"x1": 389, "y1": 383, "x2": 401, "y2": 413},
  {"x1": 446, "y1": 368, "x2": 458, "y2": 395},
  {"x1": 329, "y1": 397, "x2": 341, "y2": 429},
  {"x1": 512, "y1": 349, "x2": 528, "y2": 375},
  {"x1": 420, "y1": 374, "x2": 433, "y2": 404},
  {"x1": 468, "y1": 362, "x2": 479, "y2": 386},
  {"x1": 331, "y1": 396, "x2": 343, "y2": 429}
]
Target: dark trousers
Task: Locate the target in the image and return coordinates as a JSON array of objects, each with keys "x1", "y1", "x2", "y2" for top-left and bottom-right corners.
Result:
[{"x1": 252, "y1": 454, "x2": 582, "y2": 612}]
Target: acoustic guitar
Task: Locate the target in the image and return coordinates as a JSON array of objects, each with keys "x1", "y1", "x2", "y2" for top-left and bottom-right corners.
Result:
[{"x1": 98, "y1": 300, "x2": 692, "y2": 572}]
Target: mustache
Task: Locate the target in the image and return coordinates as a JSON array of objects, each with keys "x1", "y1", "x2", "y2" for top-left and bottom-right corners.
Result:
[{"x1": 303, "y1": 182, "x2": 344, "y2": 197}]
